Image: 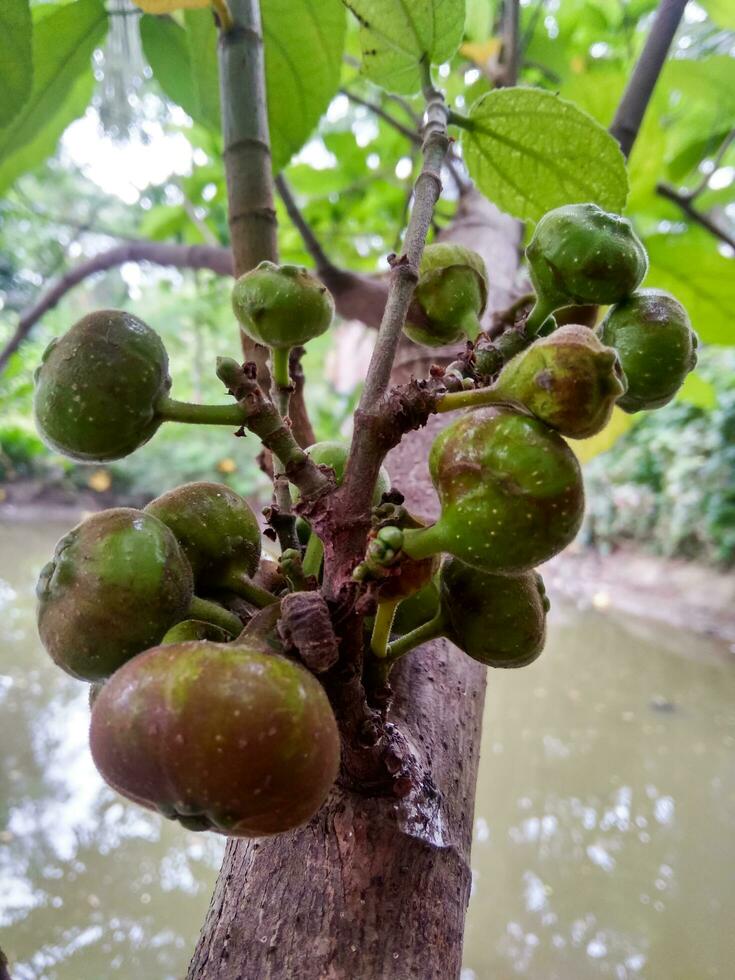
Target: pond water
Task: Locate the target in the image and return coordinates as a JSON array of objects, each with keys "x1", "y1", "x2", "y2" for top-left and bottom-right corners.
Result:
[{"x1": 1, "y1": 520, "x2": 733, "y2": 979}]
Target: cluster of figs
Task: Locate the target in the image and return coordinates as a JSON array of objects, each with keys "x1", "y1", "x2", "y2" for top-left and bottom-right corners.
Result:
[{"x1": 30, "y1": 202, "x2": 697, "y2": 837}]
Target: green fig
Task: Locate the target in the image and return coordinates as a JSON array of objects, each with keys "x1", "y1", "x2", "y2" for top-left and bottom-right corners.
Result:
[
  {"x1": 387, "y1": 559, "x2": 548, "y2": 669},
  {"x1": 160, "y1": 620, "x2": 233, "y2": 644},
  {"x1": 231, "y1": 261, "x2": 334, "y2": 350},
  {"x1": 391, "y1": 577, "x2": 440, "y2": 636},
  {"x1": 33, "y1": 310, "x2": 171, "y2": 462},
  {"x1": 291, "y1": 440, "x2": 390, "y2": 504},
  {"x1": 399, "y1": 406, "x2": 584, "y2": 573},
  {"x1": 145, "y1": 482, "x2": 261, "y2": 585},
  {"x1": 404, "y1": 243, "x2": 488, "y2": 347},
  {"x1": 493, "y1": 324, "x2": 627, "y2": 438},
  {"x1": 294, "y1": 441, "x2": 391, "y2": 579},
  {"x1": 89, "y1": 641, "x2": 340, "y2": 836},
  {"x1": 37, "y1": 508, "x2": 194, "y2": 681},
  {"x1": 526, "y1": 204, "x2": 648, "y2": 331},
  {"x1": 598, "y1": 289, "x2": 698, "y2": 413}
]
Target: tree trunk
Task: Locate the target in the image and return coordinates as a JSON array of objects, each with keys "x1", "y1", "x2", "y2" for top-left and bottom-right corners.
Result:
[{"x1": 189, "y1": 200, "x2": 521, "y2": 980}]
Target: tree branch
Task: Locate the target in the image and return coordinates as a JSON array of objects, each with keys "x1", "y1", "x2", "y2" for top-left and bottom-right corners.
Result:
[
  {"x1": 0, "y1": 241, "x2": 233, "y2": 373},
  {"x1": 501, "y1": 0, "x2": 521, "y2": 87},
  {"x1": 609, "y1": 0, "x2": 688, "y2": 158},
  {"x1": 323, "y1": 64, "x2": 450, "y2": 597},
  {"x1": 656, "y1": 182, "x2": 735, "y2": 251},
  {"x1": 275, "y1": 173, "x2": 336, "y2": 275}
]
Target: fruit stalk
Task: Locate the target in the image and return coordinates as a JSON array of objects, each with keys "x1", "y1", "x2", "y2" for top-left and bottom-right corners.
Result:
[
  {"x1": 188, "y1": 596, "x2": 243, "y2": 637},
  {"x1": 370, "y1": 597, "x2": 401, "y2": 659},
  {"x1": 156, "y1": 396, "x2": 246, "y2": 427},
  {"x1": 215, "y1": 568, "x2": 279, "y2": 608}
]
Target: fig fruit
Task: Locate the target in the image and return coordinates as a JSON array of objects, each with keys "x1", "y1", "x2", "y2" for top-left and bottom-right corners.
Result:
[
  {"x1": 37, "y1": 508, "x2": 193, "y2": 681},
  {"x1": 89, "y1": 641, "x2": 340, "y2": 836},
  {"x1": 404, "y1": 243, "x2": 488, "y2": 347},
  {"x1": 493, "y1": 324, "x2": 627, "y2": 438},
  {"x1": 34, "y1": 310, "x2": 170, "y2": 462},
  {"x1": 437, "y1": 559, "x2": 549, "y2": 667},
  {"x1": 292, "y1": 440, "x2": 390, "y2": 504},
  {"x1": 598, "y1": 288, "x2": 698, "y2": 413},
  {"x1": 231, "y1": 261, "x2": 334, "y2": 349},
  {"x1": 526, "y1": 204, "x2": 648, "y2": 331},
  {"x1": 145, "y1": 482, "x2": 261, "y2": 583},
  {"x1": 400, "y1": 406, "x2": 584, "y2": 573}
]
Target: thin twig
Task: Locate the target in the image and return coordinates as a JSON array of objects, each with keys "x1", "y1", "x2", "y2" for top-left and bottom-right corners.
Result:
[
  {"x1": 325, "y1": 61, "x2": 450, "y2": 594},
  {"x1": 341, "y1": 88, "x2": 421, "y2": 145},
  {"x1": 609, "y1": 0, "x2": 688, "y2": 158},
  {"x1": 656, "y1": 182, "x2": 735, "y2": 251},
  {"x1": 501, "y1": 0, "x2": 521, "y2": 87},
  {"x1": 275, "y1": 174, "x2": 336, "y2": 275},
  {"x1": 0, "y1": 241, "x2": 234, "y2": 374},
  {"x1": 680, "y1": 129, "x2": 735, "y2": 202}
]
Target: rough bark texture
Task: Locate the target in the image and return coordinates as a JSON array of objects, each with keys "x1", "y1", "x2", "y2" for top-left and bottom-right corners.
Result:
[{"x1": 188, "y1": 203, "x2": 522, "y2": 980}]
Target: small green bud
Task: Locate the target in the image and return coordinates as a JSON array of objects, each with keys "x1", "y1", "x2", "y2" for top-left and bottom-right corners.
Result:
[
  {"x1": 231, "y1": 261, "x2": 334, "y2": 349},
  {"x1": 598, "y1": 288, "x2": 698, "y2": 413},
  {"x1": 526, "y1": 204, "x2": 648, "y2": 324},
  {"x1": 404, "y1": 243, "x2": 488, "y2": 347}
]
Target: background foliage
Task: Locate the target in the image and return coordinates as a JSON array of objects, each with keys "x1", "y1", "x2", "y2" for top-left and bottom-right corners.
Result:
[{"x1": 0, "y1": 0, "x2": 733, "y2": 564}]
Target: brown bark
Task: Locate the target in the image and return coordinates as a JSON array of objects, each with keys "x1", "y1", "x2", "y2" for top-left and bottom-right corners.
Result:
[{"x1": 188, "y1": 203, "x2": 522, "y2": 980}]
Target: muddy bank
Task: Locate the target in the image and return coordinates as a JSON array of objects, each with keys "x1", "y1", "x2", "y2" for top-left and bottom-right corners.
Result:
[{"x1": 543, "y1": 544, "x2": 735, "y2": 647}]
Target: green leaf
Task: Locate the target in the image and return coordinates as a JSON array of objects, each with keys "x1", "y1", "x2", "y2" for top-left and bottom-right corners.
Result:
[
  {"x1": 700, "y1": 0, "x2": 735, "y2": 28},
  {"x1": 645, "y1": 230, "x2": 735, "y2": 346},
  {"x1": 344, "y1": 0, "x2": 466, "y2": 94},
  {"x1": 140, "y1": 15, "x2": 199, "y2": 122},
  {"x1": 0, "y1": 0, "x2": 33, "y2": 127},
  {"x1": 461, "y1": 87, "x2": 629, "y2": 222},
  {"x1": 142, "y1": 1, "x2": 345, "y2": 172},
  {"x1": 184, "y1": 9, "x2": 221, "y2": 132},
  {"x1": 0, "y1": 0, "x2": 107, "y2": 195},
  {"x1": 264, "y1": 0, "x2": 346, "y2": 171},
  {"x1": 677, "y1": 372, "x2": 717, "y2": 410}
]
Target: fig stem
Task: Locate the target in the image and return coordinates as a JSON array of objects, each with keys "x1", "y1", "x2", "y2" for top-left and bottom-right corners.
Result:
[
  {"x1": 157, "y1": 396, "x2": 245, "y2": 427},
  {"x1": 461, "y1": 309, "x2": 483, "y2": 343},
  {"x1": 302, "y1": 532, "x2": 324, "y2": 579},
  {"x1": 525, "y1": 298, "x2": 556, "y2": 336},
  {"x1": 436, "y1": 387, "x2": 516, "y2": 414},
  {"x1": 215, "y1": 568, "x2": 279, "y2": 608},
  {"x1": 370, "y1": 597, "x2": 401, "y2": 659},
  {"x1": 384, "y1": 614, "x2": 444, "y2": 664},
  {"x1": 188, "y1": 597, "x2": 242, "y2": 636},
  {"x1": 271, "y1": 346, "x2": 292, "y2": 392},
  {"x1": 400, "y1": 523, "x2": 446, "y2": 562}
]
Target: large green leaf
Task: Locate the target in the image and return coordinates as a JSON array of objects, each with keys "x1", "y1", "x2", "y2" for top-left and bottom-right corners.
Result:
[
  {"x1": 0, "y1": 0, "x2": 107, "y2": 195},
  {"x1": 141, "y1": 0, "x2": 345, "y2": 171},
  {"x1": 344, "y1": 0, "x2": 466, "y2": 94},
  {"x1": 139, "y1": 15, "x2": 199, "y2": 122},
  {"x1": 461, "y1": 87, "x2": 629, "y2": 222},
  {"x1": 700, "y1": 0, "x2": 735, "y2": 28},
  {"x1": 185, "y1": 9, "x2": 221, "y2": 132},
  {"x1": 0, "y1": 0, "x2": 33, "y2": 127},
  {"x1": 264, "y1": 0, "x2": 346, "y2": 171},
  {"x1": 645, "y1": 231, "x2": 735, "y2": 345}
]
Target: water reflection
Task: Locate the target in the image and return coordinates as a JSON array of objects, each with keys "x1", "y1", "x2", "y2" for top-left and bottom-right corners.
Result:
[
  {"x1": 0, "y1": 521, "x2": 224, "y2": 980},
  {"x1": 464, "y1": 602, "x2": 735, "y2": 979},
  {"x1": 1, "y1": 521, "x2": 734, "y2": 978}
]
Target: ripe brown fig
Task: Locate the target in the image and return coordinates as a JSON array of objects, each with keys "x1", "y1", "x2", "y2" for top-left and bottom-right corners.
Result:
[
  {"x1": 493, "y1": 324, "x2": 627, "y2": 438},
  {"x1": 89, "y1": 641, "x2": 341, "y2": 836},
  {"x1": 37, "y1": 508, "x2": 193, "y2": 681}
]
